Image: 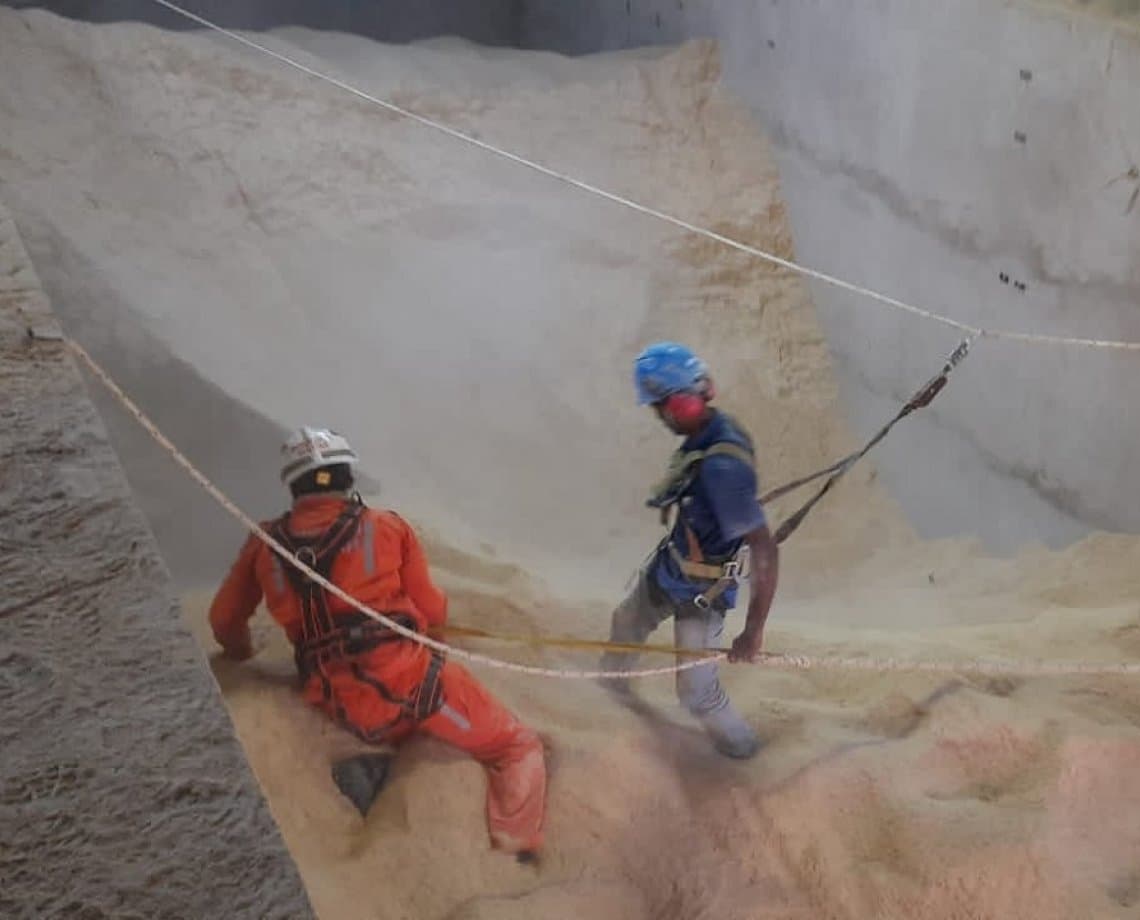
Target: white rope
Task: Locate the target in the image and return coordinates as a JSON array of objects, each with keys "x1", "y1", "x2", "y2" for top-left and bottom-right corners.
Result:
[
  {"x1": 66, "y1": 337, "x2": 1140, "y2": 679},
  {"x1": 67, "y1": 338, "x2": 709, "y2": 680},
  {"x1": 146, "y1": 0, "x2": 1140, "y2": 352}
]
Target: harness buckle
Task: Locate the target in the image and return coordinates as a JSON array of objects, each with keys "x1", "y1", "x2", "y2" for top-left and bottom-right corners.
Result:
[
  {"x1": 722, "y1": 560, "x2": 741, "y2": 579},
  {"x1": 693, "y1": 594, "x2": 711, "y2": 611}
]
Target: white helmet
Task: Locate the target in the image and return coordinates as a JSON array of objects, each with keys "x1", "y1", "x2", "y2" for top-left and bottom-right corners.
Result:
[{"x1": 280, "y1": 426, "x2": 359, "y2": 486}]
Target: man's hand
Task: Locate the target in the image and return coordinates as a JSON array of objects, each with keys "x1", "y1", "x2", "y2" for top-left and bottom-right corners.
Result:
[{"x1": 728, "y1": 626, "x2": 764, "y2": 663}]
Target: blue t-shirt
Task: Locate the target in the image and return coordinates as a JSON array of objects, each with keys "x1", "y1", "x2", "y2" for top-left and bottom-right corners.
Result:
[{"x1": 651, "y1": 411, "x2": 768, "y2": 609}]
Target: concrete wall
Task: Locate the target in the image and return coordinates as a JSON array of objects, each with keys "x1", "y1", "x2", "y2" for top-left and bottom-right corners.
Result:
[
  {"x1": 13, "y1": 0, "x2": 1138, "y2": 553},
  {"x1": 518, "y1": 0, "x2": 715, "y2": 52},
  {"x1": 521, "y1": 0, "x2": 1140, "y2": 552},
  {"x1": 3, "y1": 0, "x2": 521, "y2": 45},
  {"x1": 0, "y1": 205, "x2": 314, "y2": 918},
  {"x1": 7, "y1": 0, "x2": 1137, "y2": 551},
  {"x1": 9, "y1": 211, "x2": 388, "y2": 591}
]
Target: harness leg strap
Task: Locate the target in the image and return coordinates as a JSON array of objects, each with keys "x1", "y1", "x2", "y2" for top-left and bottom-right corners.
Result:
[
  {"x1": 673, "y1": 551, "x2": 741, "y2": 611},
  {"x1": 411, "y1": 652, "x2": 446, "y2": 721},
  {"x1": 693, "y1": 573, "x2": 736, "y2": 611}
]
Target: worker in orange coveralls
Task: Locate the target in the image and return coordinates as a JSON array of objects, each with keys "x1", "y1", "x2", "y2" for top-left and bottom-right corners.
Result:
[{"x1": 208, "y1": 426, "x2": 547, "y2": 862}]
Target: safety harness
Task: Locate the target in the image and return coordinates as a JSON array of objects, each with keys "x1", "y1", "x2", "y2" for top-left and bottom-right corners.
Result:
[
  {"x1": 267, "y1": 497, "x2": 444, "y2": 726},
  {"x1": 647, "y1": 421, "x2": 756, "y2": 611},
  {"x1": 643, "y1": 338, "x2": 974, "y2": 613}
]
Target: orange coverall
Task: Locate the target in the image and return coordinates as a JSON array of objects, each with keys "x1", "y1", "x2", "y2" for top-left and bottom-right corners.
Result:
[{"x1": 208, "y1": 494, "x2": 546, "y2": 854}]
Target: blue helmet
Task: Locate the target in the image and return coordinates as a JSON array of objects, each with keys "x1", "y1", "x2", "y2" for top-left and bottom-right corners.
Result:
[{"x1": 633, "y1": 341, "x2": 710, "y2": 405}]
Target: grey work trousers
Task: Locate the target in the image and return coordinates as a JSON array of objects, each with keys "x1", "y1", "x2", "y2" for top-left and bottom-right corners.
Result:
[{"x1": 599, "y1": 564, "x2": 760, "y2": 758}]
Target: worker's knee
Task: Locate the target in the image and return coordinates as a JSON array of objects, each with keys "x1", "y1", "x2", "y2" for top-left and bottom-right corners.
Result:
[
  {"x1": 610, "y1": 571, "x2": 670, "y2": 639},
  {"x1": 513, "y1": 726, "x2": 547, "y2": 767},
  {"x1": 607, "y1": 592, "x2": 643, "y2": 641},
  {"x1": 675, "y1": 665, "x2": 727, "y2": 715},
  {"x1": 471, "y1": 718, "x2": 545, "y2": 771}
]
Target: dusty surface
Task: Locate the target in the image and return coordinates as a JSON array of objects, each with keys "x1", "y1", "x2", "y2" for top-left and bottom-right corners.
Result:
[
  {"x1": 0, "y1": 207, "x2": 313, "y2": 918},
  {"x1": 1055, "y1": 0, "x2": 1140, "y2": 24},
  {"x1": 4, "y1": 9, "x2": 1140, "y2": 920}
]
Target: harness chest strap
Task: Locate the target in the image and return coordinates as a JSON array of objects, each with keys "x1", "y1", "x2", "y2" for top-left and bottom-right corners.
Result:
[
  {"x1": 268, "y1": 502, "x2": 443, "y2": 720},
  {"x1": 655, "y1": 440, "x2": 756, "y2": 564},
  {"x1": 648, "y1": 440, "x2": 757, "y2": 514},
  {"x1": 269, "y1": 503, "x2": 364, "y2": 651},
  {"x1": 648, "y1": 440, "x2": 755, "y2": 609}
]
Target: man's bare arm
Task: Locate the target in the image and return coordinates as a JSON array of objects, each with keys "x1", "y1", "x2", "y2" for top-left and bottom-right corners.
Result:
[{"x1": 728, "y1": 524, "x2": 779, "y2": 663}]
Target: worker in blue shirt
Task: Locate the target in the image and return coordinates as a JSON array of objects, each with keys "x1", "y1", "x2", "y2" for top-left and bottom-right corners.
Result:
[{"x1": 600, "y1": 342, "x2": 779, "y2": 759}]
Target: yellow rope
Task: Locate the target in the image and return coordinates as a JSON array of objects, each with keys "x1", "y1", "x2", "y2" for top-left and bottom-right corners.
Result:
[
  {"x1": 65, "y1": 336, "x2": 1140, "y2": 679},
  {"x1": 437, "y1": 624, "x2": 720, "y2": 659}
]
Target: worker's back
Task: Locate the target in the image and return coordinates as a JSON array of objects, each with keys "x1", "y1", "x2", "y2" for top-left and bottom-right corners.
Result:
[
  {"x1": 212, "y1": 493, "x2": 448, "y2": 694},
  {"x1": 207, "y1": 426, "x2": 547, "y2": 857}
]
